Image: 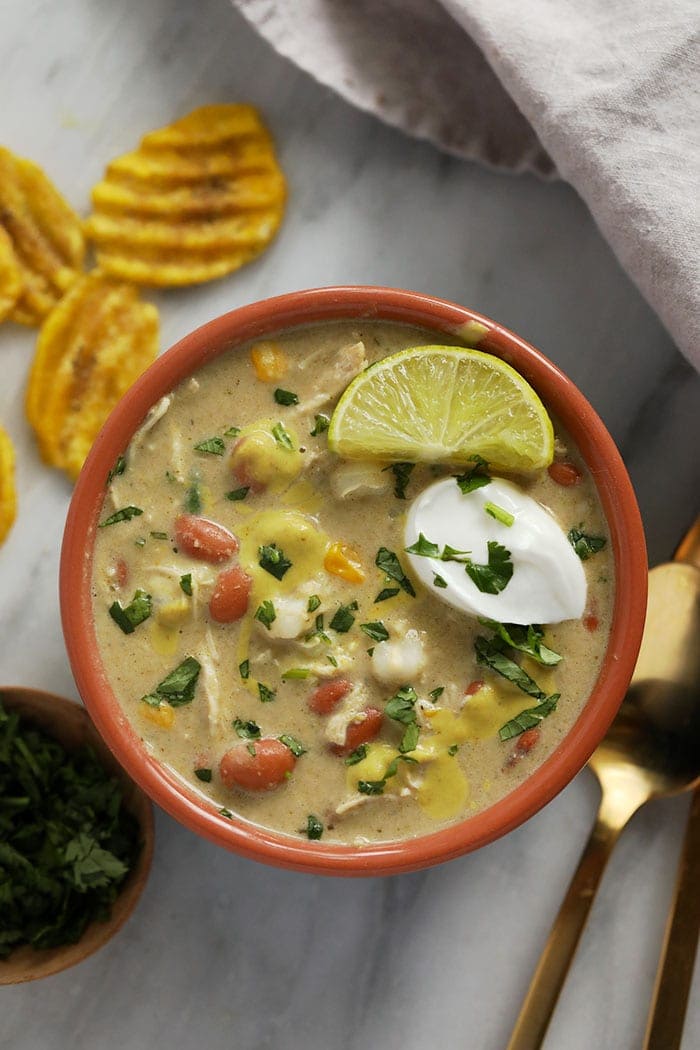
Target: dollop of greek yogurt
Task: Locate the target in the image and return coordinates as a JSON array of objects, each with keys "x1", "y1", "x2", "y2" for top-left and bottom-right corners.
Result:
[{"x1": 405, "y1": 477, "x2": 586, "y2": 624}]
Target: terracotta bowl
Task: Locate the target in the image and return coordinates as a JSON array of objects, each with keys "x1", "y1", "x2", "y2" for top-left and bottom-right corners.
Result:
[
  {"x1": 0, "y1": 687, "x2": 154, "y2": 983},
  {"x1": 60, "y1": 287, "x2": 647, "y2": 876}
]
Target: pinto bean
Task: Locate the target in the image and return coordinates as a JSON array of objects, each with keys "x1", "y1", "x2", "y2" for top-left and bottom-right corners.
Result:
[
  {"x1": 219, "y1": 739, "x2": 296, "y2": 792},
  {"x1": 174, "y1": 514, "x2": 238, "y2": 563}
]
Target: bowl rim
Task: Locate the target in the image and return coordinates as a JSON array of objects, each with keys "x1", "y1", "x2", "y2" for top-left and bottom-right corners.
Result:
[{"x1": 60, "y1": 285, "x2": 647, "y2": 876}]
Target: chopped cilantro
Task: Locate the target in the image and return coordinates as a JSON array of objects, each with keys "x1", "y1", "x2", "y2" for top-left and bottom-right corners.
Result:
[
  {"x1": 305, "y1": 614, "x2": 330, "y2": 644},
  {"x1": 238, "y1": 659, "x2": 250, "y2": 681},
  {"x1": 399, "y1": 721, "x2": 420, "y2": 754},
  {"x1": 433, "y1": 574, "x2": 447, "y2": 588},
  {"x1": 474, "y1": 637, "x2": 546, "y2": 700},
  {"x1": 99, "y1": 506, "x2": 143, "y2": 528},
  {"x1": 246, "y1": 743, "x2": 257, "y2": 757},
  {"x1": 223, "y1": 426, "x2": 241, "y2": 438},
  {"x1": 310, "y1": 414, "x2": 330, "y2": 436},
  {"x1": 279, "y1": 734, "x2": 307, "y2": 757},
  {"x1": 384, "y1": 685, "x2": 418, "y2": 724},
  {"x1": 271, "y1": 422, "x2": 294, "y2": 449},
  {"x1": 108, "y1": 589, "x2": 152, "y2": 634},
  {"x1": 405, "y1": 533, "x2": 440, "y2": 557},
  {"x1": 307, "y1": 594, "x2": 321, "y2": 612},
  {"x1": 258, "y1": 543, "x2": 292, "y2": 580},
  {"x1": 568, "y1": 527, "x2": 607, "y2": 561},
  {"x1": 106, "y1": 454, "x2": 126, "y2": 485},
  {"x1": 384, "y1": 462, "x2": 414, "y2": 500},
  {"x1": 344, "y1": 744, "x2": 369, "y2": 766},
  {"x1": 303, "y1": 814, "x2": 324, "y2": 840},
  {"x1": 499, "y1": 695, "x2": 560, "y2": 741},
  {"x1": 448, "y1": 744, "x2": 460, "y2": 756},
  {"x1": 141, "y1": 657, "x2": 201, "y2": 708},
  {"x1": 375, "y1": 547, "x2": 415, "y2": 597},
  {"x1": 233, "y1": 718, "x2": 261, "y2": 740},
  {"x1": 150, "y1": 531, "x2": 168, "y2": 540},
  {"x1": 194, "y1": 767, "x2": 212, "y2": 783},
  {"x1": 357, "y1": 780, "x2": 386, "y2": 796},
  {"x1": 429, "y1": 687, "x2": 445, "y2": 700},
  {"x1": 179, "y1": 573, "x2": 193, "y2": 596},
  {"x1": 465, "y1": 541, "x2": 513, "y2": 594},
  {"x1": 184, "y1": 478, "x2": 202, "y2": 514},
  {"x1": 281, "y1": 668, "x2": 312, "y2": 681},
  {"x1": 257, "y1": 682, "x2": 276, "y2": 703},
  {"x1": 194, "y1": 436, "x2": 225, "y2": 456},
  {"x1": 219, "y1": 808, "x2": 234, "y2": 819},
  {"x1": 254, "y1": 600, "x2": 276, "y2": 630},
  {"x1": 479, "y1": 619, "x2": 561, "y2": 666},
  {"x1": 374, "y1": 586, "x2": 400, "y2": 603},
  {"x1": 274, "y1": 388, "x2": 299, "y2": 406},
  {"x1": 225, "y1": 486, "x2": 249, "y2": 502},
  {"x1": 360, "y1": 621, "x2": 389, "y2": 642},
  {"x1": 329, "y1": 601, "x2": 358, "y2": 633},
  {"x1": 484, "y1": 501, "x2": 515, "y2": 527},
  {"x1": 455, "y1": 456, "x2": 491, "y2": 494},
  {"x1": 326, "y1": 654, "x2": 338, "y2": 668}
]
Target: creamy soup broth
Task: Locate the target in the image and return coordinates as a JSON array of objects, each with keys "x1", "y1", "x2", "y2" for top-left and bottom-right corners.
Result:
[{"x1": 91, "y1": 322, "x2": 614, "y2": 845}]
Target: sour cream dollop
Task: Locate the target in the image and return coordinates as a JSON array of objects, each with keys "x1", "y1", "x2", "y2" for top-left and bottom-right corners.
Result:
[{"x1": 404, "y1": 478, "x2": 586, "y2": 624}]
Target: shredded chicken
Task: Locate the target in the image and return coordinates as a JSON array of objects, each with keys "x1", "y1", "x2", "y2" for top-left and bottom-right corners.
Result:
[
  {"x1": 370, "y1": 628, "x2": 426, "y2": 684},
  {"x1": 330, "y1": 461, "x2": 391, "y2": 500},
  {"x1": 295, "y1": 340, "x2": 367, "y2": 413},
  {"x1": 324, "y1": 685, "x2": 371, "y2": 746},
  {"x1": 197, "y1": 647, "x2": 222, "y2": 734}
]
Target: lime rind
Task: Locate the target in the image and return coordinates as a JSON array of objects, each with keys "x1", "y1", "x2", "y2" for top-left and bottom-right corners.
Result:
[{"x1": 327, "y1": 345, "x2": 554, "y2": 473}]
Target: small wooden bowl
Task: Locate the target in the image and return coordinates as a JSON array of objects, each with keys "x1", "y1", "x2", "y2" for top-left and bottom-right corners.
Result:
[{"x1": 0, "y1": 687, "x2": 154, "y2": 984}]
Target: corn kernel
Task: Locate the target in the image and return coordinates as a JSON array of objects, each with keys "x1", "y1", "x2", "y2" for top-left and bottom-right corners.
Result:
[
  {"x1": 324, "y1": 542, "x2": 365, "y2": 584},
  {"x1": 156, "y1": 597, "x2": 190, "y2": 626},
  {"x1": 250, "y1": 341, "x2": 288, "y2": 382},
  {"x1": 141, "y1": 701, "x2": 175, "y2": 729}
]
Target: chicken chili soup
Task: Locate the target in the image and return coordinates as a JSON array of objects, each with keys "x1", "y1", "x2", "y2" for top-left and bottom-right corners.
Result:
[{"x1": 91, "y1": 322, "x2": 613, "y2": 845}]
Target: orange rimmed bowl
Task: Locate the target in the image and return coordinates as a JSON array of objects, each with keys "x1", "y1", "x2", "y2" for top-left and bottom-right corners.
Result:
[{"x1": 60, "y1": 286, "x2": 647, "y2": 876}]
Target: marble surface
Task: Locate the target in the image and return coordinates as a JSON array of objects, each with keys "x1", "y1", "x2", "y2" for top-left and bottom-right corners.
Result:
[{"x1": 2, "y1": 1, "x2": 699, "y2": 1047}]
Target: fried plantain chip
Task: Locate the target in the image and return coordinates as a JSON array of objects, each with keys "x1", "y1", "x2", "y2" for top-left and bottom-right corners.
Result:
[
  {"x1": 26, "y1": 273, "x2": 159, "y2": 480},
  {"x1": 0, "y1": 424, "x2": 17, "y2": 545},
  {"x1": 0, "y1": 228, "x2": 23, "y2": 322},
  {"x1": 0, "y1": 148, "x2": 85, "y2": 325},
  {"x1": 85, "y1": 104, "x2": 286, "y2": 286}
]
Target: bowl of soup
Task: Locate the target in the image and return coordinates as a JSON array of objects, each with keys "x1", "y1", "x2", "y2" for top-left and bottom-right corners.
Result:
[{"x1": 60, "y1": 287, "x2": 647, "y2": 875}]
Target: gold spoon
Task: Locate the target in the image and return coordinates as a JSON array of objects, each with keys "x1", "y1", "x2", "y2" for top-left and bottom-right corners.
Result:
[
  {"x1": 507, "y1": 518, "x2": 700, "y2": 1050},
  {"x1": 0, "y1": 687, "x2": 154, "y2": 985}
]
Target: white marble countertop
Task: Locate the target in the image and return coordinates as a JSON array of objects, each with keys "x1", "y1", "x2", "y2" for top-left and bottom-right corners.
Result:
[{"x1": 2, "y1": 1, "x2": 699, "y2": 1047}]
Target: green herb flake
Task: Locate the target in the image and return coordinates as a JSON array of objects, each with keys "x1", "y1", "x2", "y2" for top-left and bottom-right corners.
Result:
[
  {"x1": 219, "y1": 808, "x2": 234, "y2": 819},
  {"x1": 140, "y1": 656, "x2": 201, "y2": 708},
  {"x1": 310, "y1": 414, "x2": 330, "y2": 437},
  {"x1": 223, "y1": 426, "x2": 241, "y2": 438},
  {"x1": 258, "y1": 543, "x2": 292, "y2": 580},
  {"x1": 108, "y1": 589, "x2": 152, "y2": 635},
  {"x1": 329, "y1": 601, "x2": 359, "y2": 633},
  {"x1": 149, "y1": 530, "x2": 168, "y2": 540},
  {"x1": 384, "y1": 462, "x2": 414, "y2": 500},
  {"x1": 455, "y1": 455, "x2": 491, "y2": 494},
  {"x1": 257, "y1": 682, "x2": 276, "y2": 704},
  {"x1": 281, "y1": 668, "x2": 312, "y2": 681},
  {"x1": 429, "y1": 687, "x2": 445, "y2": 700},
  {"x1": 305, "y1": 614, "x2": 330, "y2": 644},
  {"x1": 448, "y1": 744, "x2": 460, "y2": 756},
  {"x1": 465, "y1": 541, "x2": 513, "y2": 594},
  {"x1": 399, "y1": 722, "x2": 420, "y2": 754},
  {"x1": 233, "y1": 718, "x2": 261, "y2": 740},
  {"x1": 246, "y1": 743, "x2": 257, "y2": 757},
  {"x1": 344, "y1": 744, "x2": 369, "y2": 766},
  {"x1": 479, "y1": 619, "x2": 561, "y2": 667},
  {"x1": 360, "y1": 621, "x2": 389, "y2": 643},
  {"x1": 225, "y1": 486, "x2": 250, "y2": 502},
  {"x1": 385, "y1": 685, "x2": 418, "y2": 725},
  {"x1": 499, "y1": 695, "x2": 560, "y2": 741},
  {"x1": 568, "y1": 527, "x2": 607, "y2": 561},
  {"x1": 374, "y1": 586, "x2": 400, "y2": 603},
  {"x1": 307, "y1": 594, "x2": 321, "y2": 613},
  {"x1": 357, "y1": 780, "x2": 386, "y2": 796},
  {"x1": 474, "y1": 637, "x2": 545, "y2": 701},
  {"x1": 375, "y1": 547, "x2": 416, "y2": 597},
  {"x1": 106, "y1": 454, "x2": 126, "y2": 485},
  {"x1": 184, "y1": 478, "x2": 202, "y2": 514},
  {"x1": 303, "y1": 814, "x2": 324, "y2": 840},
  {"x1": 254, "y1": 600, "x2": 277, "y2": 630},
  {"x1": 194, "y1": 767, "x2": 212, "y2": 783},
  {"x1": 194, "y1": 436, "x2": 225, "y2": 456},
  {"x1": 274, "y1": 388, "x2": 299, "y2": 406},
  {"x1": 238, "y1": 659, "x2": 250, "y2": 681},
  {"x1": 366, "y1": 647, "x2": 375, "y2": 657},
  {"x1": 179, "y1": 573, "x2": 193, "y2": 596},
  {"x1": 405, "y1": 533, "x2": 440, "y2": 558},
  {"x1": 484, "y1": 501, "x2": 515, "y2": 527},
  {"x1": 326, "y1": 654, "x2": 338, "y2": 668},
  {"x1": 98, "y1": 505, "x2": 143, "y2": 528},
  {"x1": 271, "y1": 422, "x2": 294, "y2": 450},
  {"x1": 0, "y1": 701, "x2": 139, "y2": 957},
  {"x1": 279, "y1": 734, "x2": 307, "y2": 757},
  {"x1": 433, "y1": 574, "x2": 448, "y2": 588}
]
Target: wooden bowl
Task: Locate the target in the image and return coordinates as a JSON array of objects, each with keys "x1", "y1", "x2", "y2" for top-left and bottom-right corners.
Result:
[{"x1": 0, "y1": 686, "x2": 154, "y2": 984}]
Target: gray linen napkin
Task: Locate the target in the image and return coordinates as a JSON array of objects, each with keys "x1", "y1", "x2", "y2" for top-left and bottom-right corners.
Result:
[{"x1": 231, "y1": 0, "x2": 700, "y2": 372}]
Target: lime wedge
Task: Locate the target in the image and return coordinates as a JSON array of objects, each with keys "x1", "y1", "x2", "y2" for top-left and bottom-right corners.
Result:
[{"x1": 328, "y1": 345, "x2": 554, "y2": 473}]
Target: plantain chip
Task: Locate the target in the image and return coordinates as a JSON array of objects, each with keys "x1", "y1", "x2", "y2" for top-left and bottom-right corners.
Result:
[
  {"x1": 26, "y1": 273, "x2": 159, "y2": 480},
  {"x1": 0, "y1": 424, "x2": 17, "y2": 545},
  {"x1": 0, "y1": 228, "x2": 23, "y2": 322},
  {"x1": 85, "y1": 104, "x2": 286, "y2": 286},
  {"x1": 0, "y1": 147, "x2": 85, "y2": 325}
]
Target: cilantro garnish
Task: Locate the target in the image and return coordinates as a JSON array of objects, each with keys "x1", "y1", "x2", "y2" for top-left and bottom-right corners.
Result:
[
  {"x1": 194, "y1": 436, "x2": 225, "y2": 456},
  {"x1": 429, "y1": 686, "x2": 445, "y2": 700},
  {"x1": 184, "y1": 477, "x2": 202, "y2": 514},
  {"x1": 448, "y1": 744, "x2": 460, "y2": 756},
  {"x1": 360, "y1": 621, "x2": 389, "y2": 642},
  {"x1": 150, "y1": 531, "x2": 168, "y2": 540},
  {"x1": 310, "y1": 414, "x2": 330, "y2": 436},
  {"x1": 384, "y1": 462, "x2": 415, "y2": 500},
  {"x1": 454, "y1": 455, "x2": 491, "y2": 494},
  {"x1": 219, "y1": 808, "x2": 234, "y2": 819},
  {"x1": 238, "y1": 659, "x2": 250, "y2": 680},
  {"x1": 329, "y1": 601, "x2": 358, "y2": 633},
  {"x1": 254, "y1": 600, "x2": 277, "y2": 630},
  {"x1": 274, "y1": 388, "x2": 299, "y2": 406},
  {"x1": 305, "y1": 614, "x2": 331, "y2": 644},
  {"x1": 484, "y1": 501, "x2": 514, "y2": 527},
  {"x1": 223, "y1": 426, "x2": 241, "y2": 438},
  {"x1": 281, "y1": 668, "x2": 312, "y2": 681},
  {"x1": 279, "y1": 734, "x2": 307, "y2": 757},
  {"x1": 498, "y1": 695, "x2": 560, "y2": 741},
  {"x1": 141, "y1": 656, "x2": 201, "y2": 708},
  {"x1": 233, "y1": 718, "x2": 261, "y2": 740},
  {"x1": 106, "y1": 454, "x2": 126, "y2": 485},
  {"x1": 258, "y1": 543, "x2": 292, "y2": 580},
  {"x1": 98, "y1": 506, "x2": 143, "y2": 528},
  {"x1": 433, "y1": 574, "x2": 447, "y2": 588},
  {"x1": 225, "y1": 487, "x2": 249, "y2": 502},
  {"x1": 194, "y1": 768, "x2": 212, "y2": 783},
  {"x1": 474, "y1": 637, "x2": 545, "y2": 701},
  {"x1": 357, "y1": 753, "x2": 417, "y2": 795},
  {"x1": 375, "y1": 547, "x2": 415, "y2": 597},
  {"x1": 465, "y1": 541, "x2": 513, "y2": 594},
  {"x1": 179, "y1": 573, "x2": 193, "y2": 596},
  {"x1": 384, "y1": 685, "x2": 420, "y2": 753},
  {"x1": 0, "y1": 701, "x2": 139, "y2": 957},
  {"x1": 479, "y1": 619, "x2": 561, "y2": 666},
  {"x1": 271, "y1": 422, "x2": 294, "y2": 449},
  {"x1": 303, "y1": 814, "x2": 324, "y2": 840},
  {"x1": 344, "y1": 744, "x2": 369, "y2": 766},
  {"x1": 257, "y1": 682, "x2": 276, "y2": 703},
  {"x1": 568, "y1": 527, "x2": 607, "y2": 561},
  {"x1": 374, "y1": 587, "x2": 400, "y2": 603},
  {"x1": 405, "y1": 533, "x2": 440, "y2": 557},
  {"x1": 108, "y1": 589, "x2": 152, "y2": 634},
  {"x1": 307, "y1": 594, "x2": 321, "y2": 612}
]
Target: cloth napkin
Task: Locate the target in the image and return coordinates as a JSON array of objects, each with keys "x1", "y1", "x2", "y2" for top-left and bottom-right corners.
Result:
[{"x1": 231, "y1": 0, "x2": 700, "y2": 372}]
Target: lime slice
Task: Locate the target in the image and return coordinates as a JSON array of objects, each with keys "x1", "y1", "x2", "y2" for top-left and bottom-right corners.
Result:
[{"x1": 328, "y1": 345, "x2": 554, "y2": 473}]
